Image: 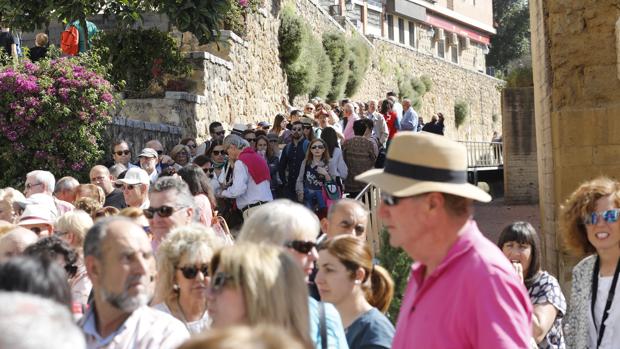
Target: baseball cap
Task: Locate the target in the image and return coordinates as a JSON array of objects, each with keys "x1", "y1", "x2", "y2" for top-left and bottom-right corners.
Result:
[
  {"x1": 115, "y1": 168, "x2": 150, "y2": 186},
  {"x1": 138, "y1": 148, "x2": 158, "y2": 158}
]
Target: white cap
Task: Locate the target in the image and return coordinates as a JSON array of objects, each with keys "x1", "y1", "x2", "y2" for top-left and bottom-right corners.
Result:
[{"x1": 115, "y1": 168, "x2": 150, "y2": 186}]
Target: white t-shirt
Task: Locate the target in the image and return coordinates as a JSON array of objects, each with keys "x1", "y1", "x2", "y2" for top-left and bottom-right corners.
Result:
[
  {"x1": 153, "y1": 302, "x2": 211, "y2": 335},
  {"x1": 588, "y1": 275, "x2": 620, "y2": 348}
]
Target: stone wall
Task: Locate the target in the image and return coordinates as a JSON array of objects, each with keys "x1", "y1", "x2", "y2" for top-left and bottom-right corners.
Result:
[
  {"x1": 501, "y1": 88, "x2": 538, "y2": 205},
  {"x1": 530, "y1": 0, "x2": 620, "y2": 290},
  {"x1": 354, "y1": 36, "x2": 503, "y2": 141}
]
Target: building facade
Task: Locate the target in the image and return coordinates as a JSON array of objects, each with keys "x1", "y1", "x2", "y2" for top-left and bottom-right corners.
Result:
[{"x1": 326, "y1": 0, "x2": 495, "y2": 73}]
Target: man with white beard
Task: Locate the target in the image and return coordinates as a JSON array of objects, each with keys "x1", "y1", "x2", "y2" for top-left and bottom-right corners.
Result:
[{"x1": 80, "y1": 217, "x2": 189, "y2": 348}]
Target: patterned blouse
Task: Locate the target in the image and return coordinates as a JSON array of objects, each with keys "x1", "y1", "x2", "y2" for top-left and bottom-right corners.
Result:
[{"x1": 529, "y1": 271, "x2": 567, "y2": 349}]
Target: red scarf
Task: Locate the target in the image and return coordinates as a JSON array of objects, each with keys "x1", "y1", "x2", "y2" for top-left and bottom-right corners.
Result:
[{"x1": 238, "y1": 147, "x2": 271, "y2": 184}]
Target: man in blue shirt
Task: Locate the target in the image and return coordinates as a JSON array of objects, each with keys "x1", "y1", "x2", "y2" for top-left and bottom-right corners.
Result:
[{"x1": 400, "y1": 98, "x2": 419, "y2": 132}]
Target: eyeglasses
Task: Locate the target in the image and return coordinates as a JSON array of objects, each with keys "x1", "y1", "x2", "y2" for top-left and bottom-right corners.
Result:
[
  {"x1": 284, "y1": 240, "x2": 316, "y2": 254},
  {"x1": 212, "y1": 150, "x2": 226, "y2": 156},
  {"x1": 215, "y1": 131, "x2": 225, "y2": 136},
  {"x1": 114, "y1": 150, "x2": 131, "y2": 156},
  {"x1": 143, "y1": 205, "x2": 186, "y2": 219},
  {"x1": 302, "y1": 125, "x2": 313, "y2": 130},
  {"x1": 122, "y1": 184, "x2": 136, "y2": 191},
  {"x1": 381, "y1": 192, "x2": 403, "y2": 206},
  {"x1": 583, "y1": 209, "x2": 620, "y2": 225},
  {"x1": 25, "y1": 183, "x2": 42, "y2": 190},
  {"x1": 292, "y1": 127, "x2": 303, "y2": 132},
  {"x1": 177, "y1": 264, "x2": 210, "y2": 279},
  {"x1": 187, "y1": 144, "x2": 197, "y2": 149},
  {"x1": 209, "y1": 272, "x2": 235, "y2": 294},
  {"x1": 245, "y1": 138, "x2": 256, "y2": 142},
  {"x1": 311, "y1": 145, "x2": 324, "y2": 150}
]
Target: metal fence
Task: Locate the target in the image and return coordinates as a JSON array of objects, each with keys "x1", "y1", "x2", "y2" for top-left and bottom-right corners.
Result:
[
  {"x1": 458, "y1": 141, "x2": 504, "y2": 169},
  {"x1": 355, "y1": 183, "x2": 383, "y2": 256}
]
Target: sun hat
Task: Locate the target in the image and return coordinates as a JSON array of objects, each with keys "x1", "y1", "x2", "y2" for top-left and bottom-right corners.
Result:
[
  {"x1": 18, "y1": 204, "x2": 55, "y2": 226},
  {"x1": 356, "y1": 132, "x2": 491, "y2": 202},
  {"x1": 115, "y1": 167, "x2": 150, "y2": 186},
  {"x1": 231, "y1": 123, "x2": 248, "y2": 136},
  {"x1": 138, "y1": 148, "x2": 158, "y2": 158}
]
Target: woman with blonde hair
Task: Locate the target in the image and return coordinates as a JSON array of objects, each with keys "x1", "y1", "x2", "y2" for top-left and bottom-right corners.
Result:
[
  {"x1": 178, "y1": 325, "x2": 307, "y2": 349},
  {"x1": 54, "y1": 210, "x2": 94, "y2": 307},
  {"x1": 153, "y1": 224, "x2": 220, "y2": 334},
  {"x1": 239, "y1": 200, "x2": 349, "y2": 349},
  {"x1": 207, "y1": 243, "x2": 312, "y2": 348},
  {"x1": 0, "y1": 188, "x2": 25, "y2": 223},
  {"x1": 316, "y1": 236, "x2": 395, "y2": 348},
  {"x1": 561, "y1": 177, "x2": 620, "y2": 349},
  {"x1": 170, "y1": 144, "x2": 192, "y2": 170},
  {"x1": 75, "y1": 184, "x2": 105, "y2": 206}
]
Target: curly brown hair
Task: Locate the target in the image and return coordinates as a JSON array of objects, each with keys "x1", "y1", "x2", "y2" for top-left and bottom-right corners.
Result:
[{"x1": 560, "y1": 177, "x2": 620, "y2": 257}]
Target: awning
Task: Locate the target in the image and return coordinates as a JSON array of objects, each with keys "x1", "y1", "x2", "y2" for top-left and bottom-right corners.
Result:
[{"x1": 426, "y1": 13, "x2": 490, "y2": 45}]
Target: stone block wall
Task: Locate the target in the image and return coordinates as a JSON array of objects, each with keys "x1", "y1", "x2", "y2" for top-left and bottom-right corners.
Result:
[{"x1": 501, "y1": 88, "x2": 538, "y2": 205}]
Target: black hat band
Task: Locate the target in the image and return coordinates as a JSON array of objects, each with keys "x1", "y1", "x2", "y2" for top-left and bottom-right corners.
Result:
[{"x1": 384, "y1": 159, "x2": 468, "y2": 184}]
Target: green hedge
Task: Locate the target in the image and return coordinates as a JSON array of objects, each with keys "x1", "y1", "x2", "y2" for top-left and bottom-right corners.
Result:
[
  {"x1": 323, "y1": 32, "x2": 349, "y2": 102},
  {"x1": 398, "y1": 74, "x2": 432, "y2": 110},
  {"x1": 345, "y1": 37, "x2": 370, "y2": 97},
  {"x1": 93, "y1": 28, "x2": 190, "y2": 98}
]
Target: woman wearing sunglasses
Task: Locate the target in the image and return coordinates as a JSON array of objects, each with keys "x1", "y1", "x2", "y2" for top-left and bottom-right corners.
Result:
[
  {"x1": 239, "y1": 200, "x2": 350, "y2": 349},
  {"x1": 206, "y1": 243, "x2": 313, "y2": 348},
  {"x1": 316, "y1": 236, "x2": 395, "y2": 349},
  {"x1": 180, "y1": 137, "x2": 199, "y2": 160},
  {"x1": 497, "y1": 221, "x2": 566, "y2": 348},
  {"x1": 562, "y1": 177, "x2": 620, "y2": 349},
  {"x1": 296, "y1": 138, "x2": 337, "y2": 218},
  {"x1": 170, "y1": 144, "x2": 192, "y2": 170},
  {"x1": 153, "y1": 224, "x2": 221, "y2": 334}
]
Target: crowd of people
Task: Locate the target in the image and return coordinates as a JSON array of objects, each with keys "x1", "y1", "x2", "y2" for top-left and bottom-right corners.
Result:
[{"x1": 0, "y1": 92, "x2": 616, "y2": 349}]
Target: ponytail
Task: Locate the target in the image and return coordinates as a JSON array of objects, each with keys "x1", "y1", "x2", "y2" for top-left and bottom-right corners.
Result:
[{"x1": 364, "y1": 264, "x2": 394, "y2": 314}]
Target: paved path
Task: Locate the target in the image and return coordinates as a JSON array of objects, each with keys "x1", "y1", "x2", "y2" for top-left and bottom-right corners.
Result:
[{"x1": 474, "y1": 197, "x2": 541, "y2": 244}]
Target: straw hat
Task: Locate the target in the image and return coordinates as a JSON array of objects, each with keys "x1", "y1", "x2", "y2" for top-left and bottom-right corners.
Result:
[{"x1": 356, "y1": 132, "x2": 491, "y2": 202}]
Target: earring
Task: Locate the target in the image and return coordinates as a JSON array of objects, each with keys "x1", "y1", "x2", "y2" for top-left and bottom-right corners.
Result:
[
  {"x1": 173, "y1": 284, "x2": 180, "y2": 292},
  {"x1": 354, "y1": 280, "x2": 361, "y2": 285}
]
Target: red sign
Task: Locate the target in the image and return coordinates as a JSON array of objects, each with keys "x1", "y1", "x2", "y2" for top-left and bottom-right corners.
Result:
[{"x1": 426, "y1": 13, "x2": 490, "y2": 44}]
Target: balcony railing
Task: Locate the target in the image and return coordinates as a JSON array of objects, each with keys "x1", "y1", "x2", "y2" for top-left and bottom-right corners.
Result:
[{"x1": 458, "y1": 141, "x2": 503, "y2": 169}]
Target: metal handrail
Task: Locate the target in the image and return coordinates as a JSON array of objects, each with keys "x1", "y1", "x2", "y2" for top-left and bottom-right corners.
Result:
[
  {"x1": 458, "y1": 141, "x2": 503, "y2": 169},
  {"x1": 355, "y1": 183, "x2": 383, "y2": 256}
]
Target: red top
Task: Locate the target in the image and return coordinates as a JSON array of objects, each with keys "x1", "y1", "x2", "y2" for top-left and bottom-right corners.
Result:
[
  {"x1": 238, "y1": 147, "x2": 271, "y2": 184},
  {"x1": 383, "y1": 111, "x2": 398, "y2": 140}
]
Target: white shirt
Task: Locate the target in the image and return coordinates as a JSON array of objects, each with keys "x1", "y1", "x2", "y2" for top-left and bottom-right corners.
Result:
[
  {"x1": 152, "y1": 302, "x2": 211, "y2": 335},
  {"x1": 393, "y1": 101, "x2": 403, "y2": 123},
  {"x1": 81, "y1": 305, "x2": 190, "y2": 349},
  {"x1": 588, "y1": 274, "x2": 620, "y2": 349},
  {"x1": 220, "y1": 160, "x2": 273, "y2": 209},
  {"x1": 330, "y1": 147, "x2": 348, "y2": 180}
]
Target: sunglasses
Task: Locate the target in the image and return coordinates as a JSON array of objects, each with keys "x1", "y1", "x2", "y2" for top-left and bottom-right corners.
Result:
[
  {"x1": 187, "y1": 144, "x2": 197, "y2": 149},
  {"x1": 143, "y1": 205, "x2": 185, "y2": 219},
  {"x1": 178, "y1": 264, "x2": 210, "y2": 279},
  {"x1": 212, "y1": 150, "x2": 226, "y2": 156},
  {"x1": 210, "y1": 271, "x2": 235, "y2": 294},
  {"x1": 284, "y1": 240, "x2": 316, "y2": 254},
  {"x1": 381, "y1": 192, "x2": 403, "y2": 206},
  {"x1": 246, "y1": 138, "x2": 257, "y2": 142},
  {"x1": 311, "y1": 145, "x2": 324, "y2": 150},
  {"x1": 122, "y1": 184, "x2": 136, "y2": 191},
  {"x1": 302, "y1": 125, "x2": 313, "y2": 130},
  {"x1": 215, "y1": 131, "x2": 226, "y2": 136},
  {"x1": 583, "y1": 209, "x2": 620, "y2": 225},
  {"x1": 114, "y1": 150, "x2": 131, "y2": 156},
  {"x1": 292, "y1": 127, "x2": 303, "y2": 132},
  {"x1": 65, "y1": 264, "x2": 78, "y2": 278}
]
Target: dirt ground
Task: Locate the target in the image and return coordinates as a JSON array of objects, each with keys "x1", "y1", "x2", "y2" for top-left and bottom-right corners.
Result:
[{"x1": 473, "y1": 197, "x2": 541, "y2": 244}]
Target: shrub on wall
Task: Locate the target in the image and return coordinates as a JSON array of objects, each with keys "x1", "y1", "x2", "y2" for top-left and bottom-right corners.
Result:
[
  {"x1": 279, "y1": 6, "x2": 305, "y2": 65},
  {"x1": 93, "y1": 28, "x2": 190, "y2": 98},
  {"x1": 309, "y1": 35, "x2": 333, "y2": 99},
  {"x1": 345, "y1": 37, "x2": 370, "y2": 97},
  {"x1": 398, "y1": 74, "x2": 430, "y2": 110},
  {"x1": 0, "y1": 55, "x2": 119, "y2": 187},
  {"x1": 323, "y1": 32, "x2": 349, "y2": 102},
  {"x1": 454, "y1": 100, "x2": 469, "y2": 129}
]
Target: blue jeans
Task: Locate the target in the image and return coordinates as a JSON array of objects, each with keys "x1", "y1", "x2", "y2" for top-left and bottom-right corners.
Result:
[{"x1": 304, "y1": 188, "x2": 326, "y2": 211}]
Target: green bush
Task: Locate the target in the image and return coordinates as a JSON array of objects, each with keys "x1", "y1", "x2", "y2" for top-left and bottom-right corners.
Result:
[
  {"x1": 309, "y1": 35, "x2": 333, "y2": 99},
  {"x1": 398, "y1": 74, "x2": 429, "y2": 110},
  {"x1": 377, "y1": 228, "x2": 412, "y2": 323},
  {"x1": 345, "y1": 37, "x2": 370, "y2": 97},
  {"x1": 278, "y1": 6, "x2": 305, "y2": 65},
  {"x1": 454, "y1": 100, "x2": 469, "y2": 129},
  {"x1": 93, "y1": 28, "x2": 190, "y2": 98},
  {"x1": 323, "y1": 32, "x2": 349, "y2": 102},
  {"x1": 505, "y1": 66, "x2": 533, "y2": 88}
]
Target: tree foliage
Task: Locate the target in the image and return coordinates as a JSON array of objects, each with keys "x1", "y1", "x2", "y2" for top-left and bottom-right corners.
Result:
[
  {"x1": 487, "y1": 0, "x2": 530, "y2": 72},
  {"x1": 322, "y1": 32, "x2": 349, "y2": 102},
  {"x1": 454, "y1": 100, "x2": 469, "y2": 129},
  {"x1": 397, "y1": 74, "x2": 431, "y2": 111},
  {"x1": 0, "y1": 0, "x2": 229, "y2": 45},
  {"x1": 344, "y1": 37, "x2": 370, "y2": 97}
]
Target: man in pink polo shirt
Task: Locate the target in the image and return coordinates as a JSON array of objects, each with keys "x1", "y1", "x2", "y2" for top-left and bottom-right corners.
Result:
[{"x1": 356, "y1": 132, "x2": 533, "y2": 348}]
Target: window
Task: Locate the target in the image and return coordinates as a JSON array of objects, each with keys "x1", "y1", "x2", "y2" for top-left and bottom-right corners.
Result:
[
  {"x1": 398, "y1": 18, "x2": 405, "y2": 44},
  {"x1": 408, "y1": 21, "x2": 416, "y2": 47},
  {"x1": 387, "y1": 15, "x2": 394, "y2": 40},
  {"x1": 437, "y1": 40, "x2": 445, "y2": 59},
  {"x1": 451, "y1": 44, "x2": 459, "y2": 63}
]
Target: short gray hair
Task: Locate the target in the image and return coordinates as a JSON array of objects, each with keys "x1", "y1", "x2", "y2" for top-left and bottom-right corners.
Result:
[
  {"x1": 0, "y1": 291, "x2": 86, "y2": 349},
  {"x1": 54, "y1": 176, "x2": 79, "y2": 195},
  {"x1": 223, "y1": 134, "x2": 250, "y2": 150},
  {"x1": 150, "y1": 177, "x2": 195, "y2": 210},
  {"x1": 27, "y1": 170, "x2": 56, "y2": 193},
  {"x1": 83, "y1": 216, "x2": 134, "y2": 259},
  {"x1": 239, "y1": 199, "x2": 320, "y2": 244},
  {"x1": 327, "y1": 198, "x2": 368, "y2": 219}
]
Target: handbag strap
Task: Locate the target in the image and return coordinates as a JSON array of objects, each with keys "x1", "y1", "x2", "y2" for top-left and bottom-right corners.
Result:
[{"x1": 319, "y1": 301, "x2": 327, "y2": 349}]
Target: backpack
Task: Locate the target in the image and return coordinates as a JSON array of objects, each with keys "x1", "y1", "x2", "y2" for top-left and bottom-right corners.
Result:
[{"x1": 61, "y1": 25, "x2": 79, "y2": 56}]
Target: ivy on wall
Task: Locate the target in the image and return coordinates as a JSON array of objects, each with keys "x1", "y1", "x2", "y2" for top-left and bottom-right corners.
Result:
[{"x1": 454, "y1": 100, "x2": 469, "y2": 128}]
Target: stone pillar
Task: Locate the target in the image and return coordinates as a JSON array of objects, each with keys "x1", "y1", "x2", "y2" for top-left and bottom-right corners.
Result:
[
  {"x1": 530, "y1": 0, "x2": 620, "y2": 290},
  {"x1": 362, "y1": 2, "x2": 368, "y2": 35}
]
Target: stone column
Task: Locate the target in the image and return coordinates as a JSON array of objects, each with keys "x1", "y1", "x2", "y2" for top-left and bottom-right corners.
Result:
[{"x1": 530, "y1": 0, "x2": 620, "y2": 291}]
